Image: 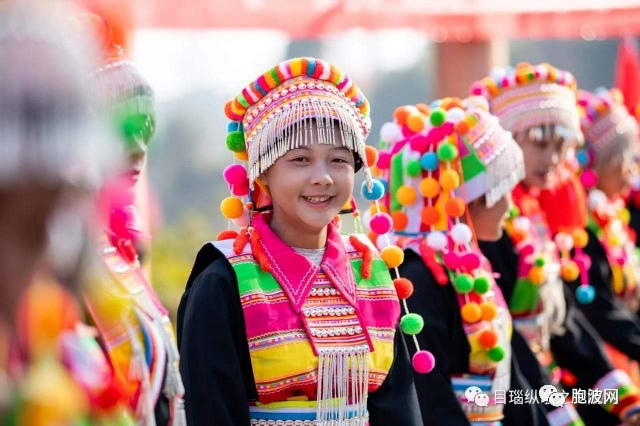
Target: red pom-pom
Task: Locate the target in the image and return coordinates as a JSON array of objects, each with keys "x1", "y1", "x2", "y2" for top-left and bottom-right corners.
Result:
[
  {"x1": 218, "y1": 230, "x2": 239, "y2": 241},
  {"x1": 350, "y1": 235, "x2": 373, "y2": 279},
  {"x1": 479, "y1": 329, "x2": 499, "y2": 349},
  {"x1": 393, "y1": 278, "x2": 414, "y2": 299}
]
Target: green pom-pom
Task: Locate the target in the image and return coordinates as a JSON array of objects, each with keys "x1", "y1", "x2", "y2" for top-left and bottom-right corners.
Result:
[
  {"x1": 454, "y1": 274, "x2": 474, "y2": 294},
  {"x1": 488, "y1": 346, "x2": 505, "y2": 362},
  {"x1": 226, "y1": 131, "x2": 246, "y2": 152},
  {"x1": 430, "y1": 108, "x2": 446, "y2": 127},
  {"x1": 437, "y1": 143, "x2": 458, "y2": 162},
  {"x1": 406, "y1": 160, "x2": 421, "y2": 177},
  {"x1": 473, "y1": 276, "x2": 490, "y2": 294},
  {"x1": 534, "y1": 257, "x2": 545, "y2": 267},
  {"x1": 508, "y1": 206, "x2": 520, "y2": 219},
  {"x1": 400, "y1": 313, "x2": 424, "y2": 335}
]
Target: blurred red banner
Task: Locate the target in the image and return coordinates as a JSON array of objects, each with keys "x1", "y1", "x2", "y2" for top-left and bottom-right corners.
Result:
[{"x1": 124, "y1": 0, "x2": 640, "y2": 40}]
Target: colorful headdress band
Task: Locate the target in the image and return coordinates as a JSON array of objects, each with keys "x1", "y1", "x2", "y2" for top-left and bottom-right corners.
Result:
[
  {"x1": 577, "y1": 88, "x2": 638, "y2": 160},
  {"x1": 224, "y1": 57, "x2": 372, "y2": 187},
  {"x1": 471, "y1": 63, "x2": 581, "y2": 139}
]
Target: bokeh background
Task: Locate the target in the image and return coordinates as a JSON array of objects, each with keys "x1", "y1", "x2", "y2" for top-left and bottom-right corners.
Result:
[{"x1": 81, "y1": 0, "x2": 640, "y2": 318}]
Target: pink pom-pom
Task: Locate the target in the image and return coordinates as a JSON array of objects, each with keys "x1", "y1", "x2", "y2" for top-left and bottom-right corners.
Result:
[
  {"x1": 554, "y1": 232, "x2": 574, "y2": 252},
  {"x1": 519, "y1": 243, "x2": 535, "y2": 257},
  {"x1": 377, "y1": 151, "x2": 392, "y2": 170},
  {"x1": 223, "y1": 164, "x2": 248, "y2": 186},
  {"x1": 461, "y1": 252, "x2": 481, "y2": 271},
  {"x1": 443, "y1": 252, "x2": 462, "y2": 270},
  {"x1": 501, "y1": 77, "x2": 509, "y2": 88},
  {"x1": 230, "y1": 179, "x2": 250, "y2": 196},
  {"x1": 580, "y1": 169, "x2": 598, "y2": 189},
  {"x1": 470, "y1": 81, "x2": 485, "y2": 96},
  {"x1": 574, "y1": 253, "x2": 592, "y2": 271},
  {"x1": 370, "y1": 212, "x2": 393, "y2": 235},
  {"x1": 412, "y1": 350, "x2": 436, "y2": 373}
]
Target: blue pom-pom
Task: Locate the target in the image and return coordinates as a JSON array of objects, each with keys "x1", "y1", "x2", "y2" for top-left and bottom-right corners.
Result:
[
  {"x1": 421, "y1": 152, "x2": 439, "y2": 171},
  {"x1": 576, "y1": 285, "x2": 595, "y2": 304},
  {"x1": 227, "y1": 121, "x2": 239, "y2": 132},
  {"x1": 577, "y1": 150, "x2": 590, "y2": 167},
  {"x1": 380, "y1": 179, "x2": 389, "y2": 194},
  {"x1": 430, "y1": 100, "x2": 442, "y2": 109},
  {"x1": 362, "y1": 179, "x2": 386, "y2": 201}
]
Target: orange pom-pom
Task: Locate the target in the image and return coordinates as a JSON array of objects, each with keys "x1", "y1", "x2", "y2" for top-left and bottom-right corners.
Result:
[
  {"x1": 445, "y1": 197, "x2": 465, "y2": 218},
  {"x1": 571, "y1": 229, "x2": 589, "y2": 249},
  {"x1": 455, "y1": 120, "x2": 470, "y2": 135},
  {"x1": 371, "y1": 165, "x2": 382, "y2": 177},
  {"x1": 397, "y1": 185, "x2": 417, "y2": 206},
  {"x1": 440, "y1": 169, "x2": 460, "y2": 191},
  {"x1": 510, "y1": 229, "x2": 527, "y2": 245},
  {"x1": 461, "y1": 302, "x2": 482, "y2": 323},
  {"x1": 480, "y1": 302, "x2": 498, "y2": 321},
  {"x1": 224, "y1": 99, "x2": 236, "y2": 120},
  {"x1": 421, "y1": 206, "x2": 441, "y2": 226},
  {"x1": 391, "y1": 211, "x2": 409, "y2": 231},
  {"x1": 479, "y1": 329, "x2": 499, "y2": 349},
  {"x1": 394, "y1": 106, "x2": 412, "y2": 126},
  {"x1": 381, "y1": 246, "x2": 404, "y2": 268},
  {"x1": 407, "y1": 113, "x2": 426, "y2": 132},
  {"x1": 416, "y1": 103, "x2": 431, "y2": 116},
  {"x1": 393, "y1": 278, "x2": 414, "y2": 299},
  {"x1": 365, "y1": 145, "x2": 379, "y2": 167},
  {"x1": 217, "y1": 230, "x2": 239, "y2": 241},
  {"x1": 528, "y1": 266, "x2": 546, "y2": 285},
  {"x1": 419, "y1": 177, "x2": 440, "y2": 198},
  {"x1": 221, "y1": 197, "x2": 244, "y2": 219},
  {"x1": 561, "y1": 262, "x2": 580, "y2": 282},
  {"x1": 234, "y1": 151, "x2": 249, "y2": 162},
  {"x1": 368, "y1": 231, "x2": 378, "y2": 246}
]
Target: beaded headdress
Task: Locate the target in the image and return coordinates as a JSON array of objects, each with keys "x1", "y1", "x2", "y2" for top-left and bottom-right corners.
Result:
[
  {"x1": 471, "y1": 63, "x2": 582, "y2": 143},
  {"x1": 365, "y1": 96, "x2": 524, "y2": 365},
  {"x1": 576, "y1": 88, "x2": 638, "y2": 192},
  {"x1": 223, "y1": 57, "x2": 372, "y2": 189}
]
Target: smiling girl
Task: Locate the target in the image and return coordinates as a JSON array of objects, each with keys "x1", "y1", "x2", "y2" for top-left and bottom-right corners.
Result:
[{"x1": 177, "y1": 58, "x2": 421, "y2": 425}]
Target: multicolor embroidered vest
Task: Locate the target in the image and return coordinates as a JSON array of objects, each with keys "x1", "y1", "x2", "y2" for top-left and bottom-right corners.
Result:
[
  {"x1": 510, "y1": 186, "x2": 567, "y2": 382},
  {"x1": 588, "y1": 198, "x2": 640, "y2": 311},
  {"x1": 213, "y1": 215, "x2": 400, "y2": 425},
  {"x1": 85, "y1": 233, "x2": 186, "y2": 426},
  {"x1": 403, "y1": 240, "x2": 512, "y2": 425}
]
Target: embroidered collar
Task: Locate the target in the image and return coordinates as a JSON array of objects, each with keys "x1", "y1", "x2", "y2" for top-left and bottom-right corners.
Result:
[{"x1": 253, "y1": 214, "x2": 357, "y2": 312}]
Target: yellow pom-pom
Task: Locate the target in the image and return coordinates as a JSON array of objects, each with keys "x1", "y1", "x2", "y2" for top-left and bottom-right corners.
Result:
[
  {"x1": 420, "y1": 177, "x2": 440, "y2": 198},
  {"x1": 571, "y1": 229, "x2": 589, "y2": 249},
  {"x1": 461, "y1": 302, "x2": 482, "y2": 323},
  {"x1": 440, "y1": 169, "x2": 460, "y2": 191},
  {"x1": 221, "y1": 197, "x2": 244, "y2": 219},
  {"x1": 407, "y1": 113, "x2": 426, "y2": 133},
  {"x1": 480, "y1": 302, "x2": 498, "y2": 321},
  {"x1": 234, "y1": 150, "x2": 249, "y2": 162},
  {"x1": 381, "y1": 245, "x2": 404, "y2": 268},
  {"x1": 397, "y1": 185, "x2": 417, "y2": 206},
  {"x1": 620, "y1": 208, "x2": 631, "y2": 225},
  {"x1": 528, "y1": 266, "x2": 546, "y2": 285},
  {"x1": 561, "y1": 261, "x2": 580, "y2": 282}
]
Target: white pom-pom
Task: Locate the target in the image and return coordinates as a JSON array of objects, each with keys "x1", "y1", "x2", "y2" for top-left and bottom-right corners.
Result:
[
  {"x1": 554, "y1": 232, "x2": 574, "y2": 252},
  {"x1": 489, "y1": 67, "x2": 506, "y2": 82},
  {"x1": 535, "y1": 65, "x2": 548, "y2": 80},
  {"x1": 446, "y1": 108, "x2": 466, "y2": 124},
  {"x1": 362, "y1": 209, "x2": 372, "y2": 229},
  {"x1": 514, "y1": 216, "x2": 531, "y2": 233},
  {"x1": 380, "y1": 122, "x2": 402, "y2": 144},
  {"x1": 450, "y1": 223, "x2": 473, "y2": 245},
  {"x1": 588, "y1": 189, "x2": 607, "y2": 211},
  {"x1": 426, "y1": 232, "x2": 448, "y2": 251},
  {"x1": 631, "y1": 174, "x2": 640, "y2": 191},
  {"x1": 232, "y1": 209, "x2": 250, "y2": 227}
]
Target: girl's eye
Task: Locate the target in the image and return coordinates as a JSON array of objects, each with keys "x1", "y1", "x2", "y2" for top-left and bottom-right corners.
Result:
[
  {"x1": 290, "y1": 157, "x2": 309, "y2": 162},
  {"x1": 332, "y1": 157, "x2": 349, "y2": 163}
]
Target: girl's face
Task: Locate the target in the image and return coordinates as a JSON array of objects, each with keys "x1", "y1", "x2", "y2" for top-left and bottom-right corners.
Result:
[
  {"x1": 468, "y1": 194, "x2": 512, "y2": 242},
  {"x1": 519, "y1": 131, "x2": 572, "y2": 189},
  {"x1": 119, "y1": 113, "x2": 152, "y2": 184},
  {"x1": 261, "y1": 122, "x2": 356, "y2": 245},
  {"x1": 596, "y1": 153, "x2": 634, "y2": 199}
]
